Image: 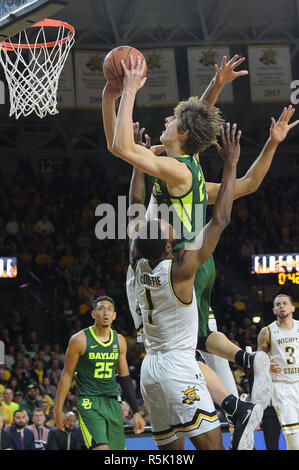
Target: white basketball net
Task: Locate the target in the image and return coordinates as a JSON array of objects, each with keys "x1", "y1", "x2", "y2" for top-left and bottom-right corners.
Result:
[{"x1": 0, "y1": 21, "x2": 75, "y2": 119}]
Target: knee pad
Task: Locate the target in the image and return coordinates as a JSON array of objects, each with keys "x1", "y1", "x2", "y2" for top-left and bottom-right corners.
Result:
[{"x1": 196, "y1": 328, "x2": 212, "y2": 353}]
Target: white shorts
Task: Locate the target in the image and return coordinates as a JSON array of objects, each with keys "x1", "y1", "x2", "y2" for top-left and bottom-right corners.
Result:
[
  {"x1": 140, "y1": 349, "x2": 220, "y2": 446},
  {"x1": 272, "y1": 380, "x2": 299, "y2": 435}
]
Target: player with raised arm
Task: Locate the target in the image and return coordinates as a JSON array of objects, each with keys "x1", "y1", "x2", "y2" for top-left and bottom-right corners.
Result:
[
  {"x1": 257, "y1": 294, "x2": 299, "y2": 450},
  {"x1": 54, "y1": 296, "x2": 145, "y2": 450},
  {"x1": 126, "y1": 121, "x2": 263, "y2": 450}
]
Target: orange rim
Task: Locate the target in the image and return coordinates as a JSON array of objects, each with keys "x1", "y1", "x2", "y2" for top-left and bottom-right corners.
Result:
[{"x1": 0, "y1": 18, "x2": 75, "y2": 51}]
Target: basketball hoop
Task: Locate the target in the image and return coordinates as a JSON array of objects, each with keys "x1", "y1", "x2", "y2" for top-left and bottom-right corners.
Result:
[{"x1": 0, "y1": 18, "x2": 75, "y2": 119}]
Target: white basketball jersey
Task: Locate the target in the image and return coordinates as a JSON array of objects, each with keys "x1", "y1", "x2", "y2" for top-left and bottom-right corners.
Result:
[
  {"x1": 268, "y1": 319, "x2": 299, "y2": 384},
  {"x1": 126, "y1": 264, "x2": 144, "y2": 343},
  {"x1": 135, "y1": 258, "x2": 198, "y2": 354}
]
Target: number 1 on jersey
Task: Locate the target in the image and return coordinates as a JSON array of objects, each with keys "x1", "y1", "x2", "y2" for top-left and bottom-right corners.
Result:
[{"x1": 145, "y1": 288, "x2": 154, "y2": 325}]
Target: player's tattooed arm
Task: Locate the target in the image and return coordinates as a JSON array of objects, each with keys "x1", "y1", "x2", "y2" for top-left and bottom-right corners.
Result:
[{"x1": 257, "y1": 327, "x2": 270, "y2": 353}]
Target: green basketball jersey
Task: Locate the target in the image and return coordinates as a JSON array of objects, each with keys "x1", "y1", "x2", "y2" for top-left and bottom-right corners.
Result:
[
  {"x1": 153, "y1": 155, "x2": 215, "y2": 336},
  {"x1": 153, "y1": 154, "x2": 208, "y2": 251},
  {"x1": 75, "y1": 327, "x2": 120, "y2": 397}
]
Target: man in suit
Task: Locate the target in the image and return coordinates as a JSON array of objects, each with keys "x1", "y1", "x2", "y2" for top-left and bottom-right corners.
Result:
[
  {"x1": 7, "y1": 409, "x2": 35, "y2": 450},
  {"x1": 47, "y1": 411, "x2": 84, "y2": 450},
  {"x1": 0, "y1": 413, "x2": 14, "y2": 450}
]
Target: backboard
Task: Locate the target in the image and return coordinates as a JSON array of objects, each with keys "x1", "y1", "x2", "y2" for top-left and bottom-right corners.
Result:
[{"x1": 0, "y1": 0, "x2": 72, "y2": 40}]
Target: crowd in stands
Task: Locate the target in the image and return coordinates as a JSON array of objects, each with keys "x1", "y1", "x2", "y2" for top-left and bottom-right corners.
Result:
[{"x1": 0, "y1": 156, "x2": 297, "y2": 449}]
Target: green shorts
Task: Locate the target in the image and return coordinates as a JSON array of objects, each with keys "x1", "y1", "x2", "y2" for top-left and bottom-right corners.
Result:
[
  {"x1": 77, "y1": 395, "x2": 125, "y2": 450},
  {"x1": 194, "y1": 256, "x2": 216, "y2": 337}
]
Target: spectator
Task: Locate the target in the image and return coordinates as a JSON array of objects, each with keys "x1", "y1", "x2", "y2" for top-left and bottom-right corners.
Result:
[
  {"x1": 5, "y1": 212, "x2": 19, "y2": 236},
  {"x1": 7, "y1": 409, "x2": 35, "y2": 450},
  {"x1": 1, "y1": 388, "x2": 19, "y2": 424},
  {"x1": 4, "y1": 345, "x2": 15, "y2": 371},
  {"x1": 46, "y1": 411, "x2": 84, "y2": 450},
  {"x1": 122, "y1": 401, "x2": 134, "y2": 426},
  {"x1": 233, "y1": 294, "x2": 246, "y2": 313},
  {"x1": 46, "y1": 359, "x2": 62, "y2": 380},
  {"x1": 19, "y1": 384, "x2": 42, "y2": 422},
  {"x1": 0, "y1": 393, "x2": 13, "y2": 428},
  {"x1": 0, "y1": 413, "x2": 14, "y2": 449},
  {"x1": 27, "y1": 408, "x2": 51, "y2": 450},
  {"x1": 39, "y1": 376, "x2": 56, "y2": 400},
  {"x1": 33, "y1": 214, "x2": 55, "y2": 235}
]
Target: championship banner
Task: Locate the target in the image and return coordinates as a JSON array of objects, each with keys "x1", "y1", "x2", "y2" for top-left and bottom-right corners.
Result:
[
  {"x1": 74, "y1": 50, "x2": 107, "y2": 109},
  {"x1": 136, "y1": 48, "x2": 179, "y2": 107},
  {"x1": 248, "y1": 45, "x2": 292, "y2": 102},
  {"x1": 187, "y1": 46, "x2": 234, "y2": 103},
  {"x1": 57, "y1": 54, "x2": 76, "y2": 109}
]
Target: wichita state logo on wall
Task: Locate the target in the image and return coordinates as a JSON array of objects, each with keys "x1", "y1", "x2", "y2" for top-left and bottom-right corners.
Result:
[
  {"x1": 86, "y1": 55, "x2": 104, "y2": 72},
  {"x1": 199, "y1": 50, "x2": 217, "y2": 67},
  {"x1": 146, "y1": 53, "x2": 162, "y2": 70},
  {"x1": 182, "y1": 386, "x2": 200, "y2": 405},
  {"x1": 260, "y1": 49, "x2": 277, "y2": 65}
]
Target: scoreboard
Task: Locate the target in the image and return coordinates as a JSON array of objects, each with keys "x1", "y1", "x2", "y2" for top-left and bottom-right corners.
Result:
[
  {"x1": 0, "y1": 256, "x2": 17, "y2": 278},
  {"x1": 251, "y1": 253, "x2": 299, "y2": 285}
]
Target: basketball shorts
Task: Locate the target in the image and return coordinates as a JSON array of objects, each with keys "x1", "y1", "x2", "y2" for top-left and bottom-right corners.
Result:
[
  {"x1": 272, "y1": 381, "x2": 299, "y2": 435},
  {"x1": 194, "y1": 256, "x2": 216, "y2": 337},
  {"x1": 77, "y1": 395, "x2": 125, "y2": 449},
  {"x1": 140, "y1": 349, "x2": 220, "y2": 447}
]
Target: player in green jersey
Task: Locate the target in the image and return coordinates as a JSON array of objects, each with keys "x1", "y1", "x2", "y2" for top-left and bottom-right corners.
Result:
[
  {"x1": 54, "y1": 296, "x2": 145, "y2": 450},
  {"x1": 102, "y1": 54, "x2": 298, "y2": 408}
]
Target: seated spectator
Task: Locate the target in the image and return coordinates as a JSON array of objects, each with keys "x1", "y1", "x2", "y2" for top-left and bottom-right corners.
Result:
[
  {"x1": 33, "y1": 360, "x2": 45, "y2": 385},
  {"x1": 4, "y1": 345, "x2": 15, "y2": 371},
  {"x1": 39, "y1": 377, "x2": 56, "y2": 401},
  {"x1": 27, "y1": 408, "x2": 52, "y2": 450},
  {"x1": 1, "y1": 388, "x2": 19, "y2": 425},
  {"x1": 0, "y1": 393, "x2": 13, "y2": 428},
  {"x1": 5, "y1": 212, "x2": 19, "y2": 236},
  {"x1": 46, "y1": 359, "x2": 62, "y2": 381},
  {"x1": 33, "y1": 214, "x2": 55, "y2": 235},
  {"x1": 46, "y1": 411, "x2": 84, "y2": 450},
  {"x1": 7, "y1": 409, "x2": 35, "y2": 450},
  {"x1": 233, "y1": 294, "x2": 246, "y2": 313},
  {"x1": 0, "y1": 413, "x2": 14, "y2": 449},
  {"x1": 122, "y1": 401, "x2": 134, "y2": 426},
  {"x1": 59, "y1": 245, "x2": 76, "y2": 268},
  {"x1": 19, "y1": 384, "x2": 42, "y2": 422}
]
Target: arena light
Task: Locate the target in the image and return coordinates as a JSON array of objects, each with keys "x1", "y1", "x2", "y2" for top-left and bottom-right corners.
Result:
[{"x1": 252, "y1": 316, "x2": 261, "y2": 324}]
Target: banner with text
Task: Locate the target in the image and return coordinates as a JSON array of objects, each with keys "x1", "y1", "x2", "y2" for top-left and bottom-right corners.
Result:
[
  {"x1": 57, "y1": 54, "x2": 76, "y2": 109},
  {"x1": 248, "y1": 45, "x2": 292, "y2": 102},
  {"x1": 74, "y1": 50, "x2": 107, "y2": 109},
  {"x1": 136, "y1": 48, "x2": 179, "y2": 107},
  {"x1": 187, "y1": 46, "x2": 234, "y2": 103}
]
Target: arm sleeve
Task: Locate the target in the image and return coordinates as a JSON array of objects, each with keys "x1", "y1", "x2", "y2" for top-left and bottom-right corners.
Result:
[{"x1": 118, "y1": 375, "x2": 139, "y2": 414}]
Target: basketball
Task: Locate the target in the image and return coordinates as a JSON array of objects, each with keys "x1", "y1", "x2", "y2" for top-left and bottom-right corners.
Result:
[{"x1": 103, "y1": 45, "x2": 147, "y2": 90}]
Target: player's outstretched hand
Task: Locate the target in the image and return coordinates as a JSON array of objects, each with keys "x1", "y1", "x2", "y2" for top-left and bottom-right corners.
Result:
[
  {"x1": 133, "y1": 121, "x2": 165, "y2": 155},
  {"x1": 214, "y1": 54, "x2": 248, "y2": 86},
  {"x1": 132, "y1": 412, "x2": 146, "y2": 435},
  {"x1": 54, "y1": 408, "x2": 68, "y2": 432},
  {"x1": 102, "y1": 81, "x2": 122, "y2": 101},
  {"x1": 213, "y1": 122, "x2": 241, "y2": 166},
  {"x1": 122, "y1": 55, "x2": 147, "y2": 92},
  {"x1": 133, "y1": 121, "x2": 151, "y2": 148},
  {"x1": 269, "y1": 105, "x2": 299, "y2": 144}
]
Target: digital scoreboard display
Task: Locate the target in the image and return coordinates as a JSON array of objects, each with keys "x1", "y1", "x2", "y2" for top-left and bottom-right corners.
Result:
[
  {"x1": 0, "y1": 257, "x2": 17, "y2": 278},
  {"x1": 251, "y1": 253, "x2": 299, "y2": 285}
]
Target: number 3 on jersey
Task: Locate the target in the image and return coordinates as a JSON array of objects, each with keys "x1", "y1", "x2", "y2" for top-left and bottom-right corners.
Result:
[{"x1": 145, "y1": 288, "x2": 154, "y2": 325}]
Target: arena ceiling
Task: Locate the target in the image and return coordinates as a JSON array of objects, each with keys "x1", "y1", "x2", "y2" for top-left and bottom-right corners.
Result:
[
  {"x1": 54, "y1": 0, "x2": 299, "y2": 52},
  {"x1": 0, "y1": 0, "x2": 299, "y2": 160}
]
